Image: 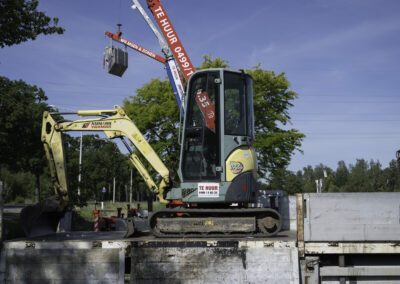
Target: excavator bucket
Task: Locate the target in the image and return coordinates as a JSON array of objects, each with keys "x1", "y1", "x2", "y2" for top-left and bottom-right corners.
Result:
[{"x1": 20, "y1": 196, "x2": 67, "y2": 238}]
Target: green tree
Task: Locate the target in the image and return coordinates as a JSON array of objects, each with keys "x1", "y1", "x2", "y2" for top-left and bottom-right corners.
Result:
[
  {"x1": 0, "y1": 168, "x2": 36, "y2": 203},
  {"x1": 368, "y1": 160, "x2": 384, "y2": 192},
  {"x1": 249, "y1": 64, "x2": 305, "y2": 178},
  {"x1": 344, "y1": 159, "x2": 371, "y2": 192},
  {"x1": 335, "y1": 160, "x2": 349, "y2": 190},
  {"x1": 0, "y1": 0, "x2": 64, "y2": 47},
  {"x1": 0, "y1": 76, "x2": 53, "y2": 201},
  {"x1": 198, "y1": 54, "x2": 228, "y2": 69},
  {"x1": 284, "y1": 170, "x2": 304, "y2": 195},
  {"x1": 382, "y1": 159, "x2": 400, "y2": 192},
  {"x1": 80, "y1": 135, "x2": 130, "y2": 202},
  {"x1": 123, "y1": 79, "x2": 181, "y2": 182}
]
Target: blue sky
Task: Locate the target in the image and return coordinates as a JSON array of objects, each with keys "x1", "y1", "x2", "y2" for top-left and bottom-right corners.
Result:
[{"x1": 2, "y1": 0, "x2": 400, "y2": 172}]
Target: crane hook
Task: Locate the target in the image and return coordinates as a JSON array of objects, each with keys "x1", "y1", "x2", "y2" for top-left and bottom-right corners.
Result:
[{"x1": 116, "y1": 23, "x2": 122, "y2": 38}]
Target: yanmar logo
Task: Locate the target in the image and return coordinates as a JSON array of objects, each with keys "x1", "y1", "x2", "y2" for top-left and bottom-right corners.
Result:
[
  {"x1": 230, "y1": 161, "x2": 244, "y2": 174},
  {"x1": 82, "y1": 122, "x2": 112, "y2": 129}
]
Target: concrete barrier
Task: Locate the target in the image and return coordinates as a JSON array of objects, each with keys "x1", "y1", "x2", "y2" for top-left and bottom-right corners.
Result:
[{"x1": 131, "y1": 239, "x2": 299, "y2": 284}]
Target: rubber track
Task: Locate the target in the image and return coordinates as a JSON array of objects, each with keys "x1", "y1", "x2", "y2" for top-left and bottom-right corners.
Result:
[{"x1": 149, "y1": 207, "x2": 282, "y2": 238}]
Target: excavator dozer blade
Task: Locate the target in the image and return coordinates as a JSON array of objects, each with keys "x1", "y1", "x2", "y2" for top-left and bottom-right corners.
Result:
[{"x1": 20, "y1": 196, "x2": 67, "y2": 238}]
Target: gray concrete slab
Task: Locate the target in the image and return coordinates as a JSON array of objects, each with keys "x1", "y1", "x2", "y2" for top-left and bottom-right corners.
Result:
[
  {"x1": 303, "y1": 193, "x2": 400, "y2": 241},
  {"x1": 131, "y1": 235, "x2": 299, "y2": 284}
]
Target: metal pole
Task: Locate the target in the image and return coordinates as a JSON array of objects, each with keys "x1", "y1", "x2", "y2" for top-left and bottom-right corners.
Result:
[
  {"x1": 131, "y1": 0, "x2": 171, "y2": 57},
  {"x1": 78, "y1": 132, "x2": 83, "y2": 196},
  {"x1": 130, "y1": 169, "x2": 133, "y2": 203},
  {"x1": 113, "y1": 177, "x2": 116, "y2": 203}
]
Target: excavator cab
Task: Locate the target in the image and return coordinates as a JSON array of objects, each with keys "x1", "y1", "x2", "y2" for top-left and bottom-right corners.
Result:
[
  {"x1": 165, "y1": 69, "x2": 258, "y2": 204},
  {"x1": 151, "y1": 69, "x2": 282, "y2": 237}
]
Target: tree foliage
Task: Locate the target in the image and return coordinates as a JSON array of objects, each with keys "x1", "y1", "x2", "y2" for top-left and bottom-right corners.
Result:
[
  {"x1": 72, "y1": 135, "x2": 131, "y2": 204},
  {"x1": 268, "y1": 159, "x2": 400, "y2": 195},
  {"x1": 123, "y1": 79, "x2": 181, "y2": 182},
  {"x1": 0, "y1": 0, "x2": 64, "y2": 48},
  {"x1": 248, "y1": 65, "x2": 305, "y2": 177},
  {"x1": 0, "y1": 77, "x2": 51, "y2": 179},
  {"x1": 198, "y1": 54, "x2": 228, "y2": 69},
  {"x1": 0, "y1": 76, "x2": 136, "y2": 204}
]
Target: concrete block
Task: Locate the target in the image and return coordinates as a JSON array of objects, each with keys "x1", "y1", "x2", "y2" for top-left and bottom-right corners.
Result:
[
  {"x1": 280, "y1": 195, "x2": 297, "y2": 231},
  {"x1": 303, "y1": 193, "x2": 400, "y2": 241},
  {"x1": 131, "y1": 240, "x2": 299, "y2": 283},
  {"x1": 1, "y1": 245, "x2": 124, "y2": 284}
]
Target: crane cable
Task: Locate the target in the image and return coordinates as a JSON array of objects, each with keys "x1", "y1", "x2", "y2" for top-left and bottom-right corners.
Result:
[
  {"x1": 116, "y1": 0, "x2": 123, "y2": 37},
  {"x1": 103, "y1": 0, "x2": 123, "y2": 69}
]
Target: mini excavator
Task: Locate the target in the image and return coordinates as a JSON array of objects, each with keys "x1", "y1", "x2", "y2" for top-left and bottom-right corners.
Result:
[{"x1": 20, "y1": 68, "x2": 282, "y2": 238}]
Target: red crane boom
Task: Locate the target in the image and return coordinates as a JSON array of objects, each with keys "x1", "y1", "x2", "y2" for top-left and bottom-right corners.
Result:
[
  {"x1": 105, "y1": 31, "x2": 166, "y2": 64},
  {"x1": 147, "y1": 0, "x2": 195, "y2": 81}
]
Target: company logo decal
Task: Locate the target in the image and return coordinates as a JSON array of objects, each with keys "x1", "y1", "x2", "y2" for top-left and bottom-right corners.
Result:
[
  {"x1": 230, "y1": 161, "x2": 244, "y2": 174},
  {"x1": 82, "y1": 121, "x2": 112, "y2": 129}
]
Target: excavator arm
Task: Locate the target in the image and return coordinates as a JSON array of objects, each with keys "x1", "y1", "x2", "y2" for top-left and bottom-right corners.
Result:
[
  {"x1": 22, "y1": 105, "x2": 170, "y2": 238},
  {"x1": 43, "y1": 105, "x2": 170, "y2": 202}
]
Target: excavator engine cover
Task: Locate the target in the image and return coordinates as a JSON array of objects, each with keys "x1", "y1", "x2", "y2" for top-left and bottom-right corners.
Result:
[{"x1": 105, "y1": 46, "x2": 128, "y2": 77}]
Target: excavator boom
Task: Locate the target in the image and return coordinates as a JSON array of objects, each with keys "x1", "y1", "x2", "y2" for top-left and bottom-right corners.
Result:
[{"x1": 21, "y1": 105, "x2": 170, "y2": 238}]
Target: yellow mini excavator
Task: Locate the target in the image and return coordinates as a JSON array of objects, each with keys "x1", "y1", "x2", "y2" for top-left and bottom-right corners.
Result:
[{"x1": 21, "y1": 68, "x2": 282, "y2": 238}]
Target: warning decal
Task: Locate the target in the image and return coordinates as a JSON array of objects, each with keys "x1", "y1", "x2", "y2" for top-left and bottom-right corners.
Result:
[{"x1": 198, "y1": 183, "x2": 219, "y2": 198}]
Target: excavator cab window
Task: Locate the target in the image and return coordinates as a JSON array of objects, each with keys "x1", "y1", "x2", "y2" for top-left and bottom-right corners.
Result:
[
  {"x1": 182, "y1": 71, "x2": 220, "y2": 181},
  {"x1": 224, "y1": 71, "x2": 254, "y2": 139}
]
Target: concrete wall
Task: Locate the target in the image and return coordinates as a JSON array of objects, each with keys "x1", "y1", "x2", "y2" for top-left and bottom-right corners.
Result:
[
  {"x1": 280, "y1": 195, "x2": 297, "y2": 231},
  {"x1": 0, "y1": 238, "x2": 299, "y2": 284},
  {"x1": 131, "y1": 239, "x2": 299, "y2": 284},
  {"x1": 303, "y1": 193, "x2": 400, "y2": 241},
  {"x1": 0, "y1": 240, "x2": 128, "y2": 284}
]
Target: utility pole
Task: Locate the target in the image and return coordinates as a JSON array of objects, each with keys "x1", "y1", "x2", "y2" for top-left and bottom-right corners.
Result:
[
  {"x1": 113, "y1": 177, "x2": 116, "y2": 203},
  {"x1": 315, "y1": 179, "x2": 322, "y2": 193},
  {"x1": 130, "y1": 169, "x2": 133, "y2": 203},
  {"x1": 77, "y1": 132, "x2": 83, "y2": 196},
  {"x1": 315, "y1": 170, "x2": 328, "y2": 193}
]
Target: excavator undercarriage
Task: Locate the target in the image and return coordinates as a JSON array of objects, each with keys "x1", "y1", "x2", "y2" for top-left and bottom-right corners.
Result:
[{"x1": 150, "y1": 207, "x2": 282, "y2": 238}]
